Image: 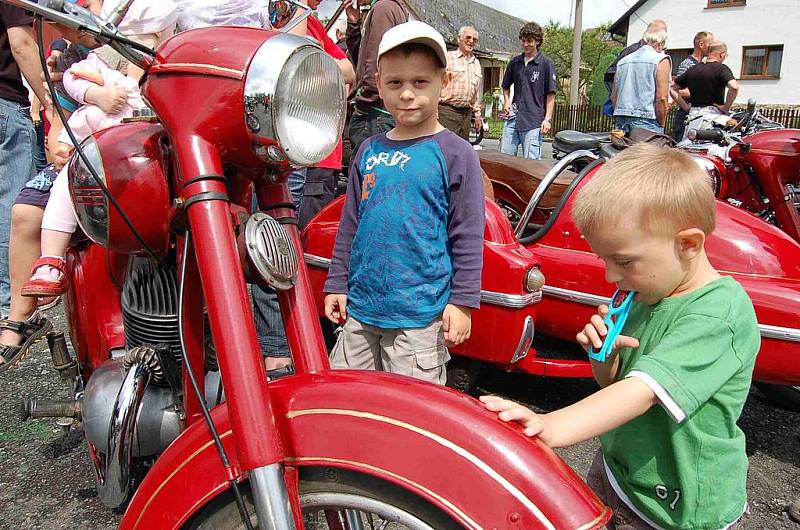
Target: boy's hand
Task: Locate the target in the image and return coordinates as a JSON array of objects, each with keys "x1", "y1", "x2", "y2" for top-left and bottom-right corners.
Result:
[
  {"x1": 324, "y1": 294, "x2": 348, "y2": 324},
  {"x1": 479, "y1": 395, "x2": 548, "y2": 438},
  {"x1": 576, "y1": 304, "x2": 640, "y2": 356},
  {"x1": 442, "y1": 304, "x2": 471, "y2": 347}
]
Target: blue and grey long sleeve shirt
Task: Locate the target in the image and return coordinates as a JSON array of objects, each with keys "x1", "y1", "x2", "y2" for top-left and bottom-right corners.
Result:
[{"x1": 324, "y1": 130, "x2": 485, "y2": 329}]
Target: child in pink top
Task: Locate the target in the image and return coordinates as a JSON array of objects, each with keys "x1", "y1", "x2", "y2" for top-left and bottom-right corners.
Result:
[{"x1": 21, "y1": 0, "x2": 176, "y2": 297}]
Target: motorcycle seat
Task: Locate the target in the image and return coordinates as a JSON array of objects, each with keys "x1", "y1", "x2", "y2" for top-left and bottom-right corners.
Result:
[
  {"x1": 553, "y1": 130, "x2": 607, "y2": 153},
  {"x1": 479, "y1": 151, "x2": 577, "y2": 210}
]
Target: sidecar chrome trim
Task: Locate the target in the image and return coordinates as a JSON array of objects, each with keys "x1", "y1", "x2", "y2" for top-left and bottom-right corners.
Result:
[
  {"x1": 287, "y1": 408, "x2": 557, "y2": 530},
  {"x1": 285, "y1": 457, "x2": 480, "y2": 530},
  {"x1": 541, "y1": 285, "x2": 609, "y2": 306},
  {"x1": 760, "y1": 324, "x2": 800, "y2": 342},
  {"x1": 511, "y1": 315, "x2": 534, "y2": 363},
  {"x1": 304, "y1": 253, "x2": 542, "y2": 307},
  {"x1": 542, "y1": 286, "x2": 800, "y2": 343}
]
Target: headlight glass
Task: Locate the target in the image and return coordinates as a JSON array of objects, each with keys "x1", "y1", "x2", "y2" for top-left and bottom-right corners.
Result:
[
  {"x1": 274, "y1": 46, "x2": 345, "y2": 166},
  {"x1": 244, "y1": 33, "x2": 345, "y2": 167},
  {"x1": 68, "y1": 136, "x2": 109, "y2": 246},
  {"x1": 690, "y1": 155, "x2": 722, "y2": 196},
  {"x1": 525, "y1": 267, "x2": 545, "y2": 293}
]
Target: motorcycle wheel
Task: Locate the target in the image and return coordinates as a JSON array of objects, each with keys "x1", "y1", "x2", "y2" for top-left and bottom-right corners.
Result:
[
  {"x1": 188, "y1": 466, "x2": 462, "y2": 529},
  {"x1": 445, "y1": 356, "x2": 480, "y2": 393},
  {"x1": 754, "y1": 383, "x2": 800, "y2": 412}
]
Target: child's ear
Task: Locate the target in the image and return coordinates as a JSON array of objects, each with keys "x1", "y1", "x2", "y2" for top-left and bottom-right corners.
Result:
[
  {"x1": 676, "y1": 228, "x2": 706, "y2": 259},
  {"x1": 375, "y1": 71, "x2": 382, "y2": 99},
  {"x1": 439, "y1": 70, "x2": 450, "y2": 95}
]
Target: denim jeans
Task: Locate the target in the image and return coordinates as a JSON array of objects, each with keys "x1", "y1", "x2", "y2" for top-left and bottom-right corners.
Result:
[
  {"x1": 614, "y1": 115, "x2": 663, "y2": 134},
  {"x1": 0, "y1": 98, "x2": 36, "y2": 317},
  {"x1": 33, "y1": 119, "x2": 47, "y2": 173},
  {"x1": 250, "y1": 167, "x2": 307, "y2": 359},
  {"x1": 348, "y1": 107, "x2": 395, "y2": 154},
  {"x1": 500, "y1": 117, "x2": 543, "y2": 160}
]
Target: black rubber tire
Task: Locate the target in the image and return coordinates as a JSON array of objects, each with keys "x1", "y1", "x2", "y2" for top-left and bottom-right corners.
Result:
[
  {"x1": 445, "y1": 356, "x2": 481, "y2": 393},
  {"x1": 755, "y1": 383, "x2": 800, "y2": 413},
  {"x1": 186, "y1": 467, "x2": 462, "y2": 529}
]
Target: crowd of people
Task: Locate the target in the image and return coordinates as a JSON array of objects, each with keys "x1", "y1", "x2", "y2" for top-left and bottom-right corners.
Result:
[
  {"x1": 606, "y1": 20, "x2": 739, "y2": 140},
  {"x1": 0, "y1": 1, "x2": 778, "y2": 528}
]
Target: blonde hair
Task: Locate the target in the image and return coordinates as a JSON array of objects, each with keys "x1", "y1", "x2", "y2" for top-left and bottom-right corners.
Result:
[{"x1": 572, "y1": 144, "x2": 716, "y2": 239}]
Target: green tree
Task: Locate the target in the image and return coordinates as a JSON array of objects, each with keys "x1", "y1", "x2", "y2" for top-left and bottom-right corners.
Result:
[
  {"x1": 541, "y1": 22, "x2": 622, "y2": 104},
  {"x1": 589, "y1": 50, "x2": 619, "y2": 105}
]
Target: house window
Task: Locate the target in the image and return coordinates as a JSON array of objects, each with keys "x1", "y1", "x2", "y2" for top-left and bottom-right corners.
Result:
[
  {"x1": 706, "y1": 0, "x2": 745, "y2": 7},
  {"x1": 741, "y1": 45, "x2": 783, "y2": 79},
  {"x1": 667, "y1": 49, "x2": 692, "y2": 76}
]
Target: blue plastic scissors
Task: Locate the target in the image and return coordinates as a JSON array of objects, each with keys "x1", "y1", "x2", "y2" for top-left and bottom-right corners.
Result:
[{"x1": 588, "y1": 289, "x2": 636, "y2": 362}]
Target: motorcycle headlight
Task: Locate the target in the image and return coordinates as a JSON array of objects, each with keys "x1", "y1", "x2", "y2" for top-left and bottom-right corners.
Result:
[
  {"x1": 244, "y1": 33, "x2": 345, "y2": 167},
  {"x1": 68, "y1": 136, "x2": 109, "y2": 246}
]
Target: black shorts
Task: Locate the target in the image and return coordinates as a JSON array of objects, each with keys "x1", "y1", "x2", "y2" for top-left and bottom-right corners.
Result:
[{"x1": 13, "y1": 164, "x2": 57, "y2": 208}]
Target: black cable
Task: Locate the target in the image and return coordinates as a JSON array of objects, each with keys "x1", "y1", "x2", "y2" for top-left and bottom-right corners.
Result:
[
  {"x1": 178, "y1": 231, "x2": 254, "y2": 529},
  {"x1": 34, "y1": 16, "x2": 166, "y2": 267}
]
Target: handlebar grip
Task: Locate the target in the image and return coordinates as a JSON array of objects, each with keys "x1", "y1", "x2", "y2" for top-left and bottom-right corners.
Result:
[{"x1": 688, "y1": 128, "x2": 725, "y2": 143}]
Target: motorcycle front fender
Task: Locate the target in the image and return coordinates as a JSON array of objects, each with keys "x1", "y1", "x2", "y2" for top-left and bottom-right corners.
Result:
[{"x1": 120, "y1": 371, "x2": 609, "y2": 530}]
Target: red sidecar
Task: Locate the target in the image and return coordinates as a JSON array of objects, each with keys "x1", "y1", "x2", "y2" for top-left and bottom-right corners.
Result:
[
  {"x1": 303, "y1": 196, "x2": 544, "y2": 387},
  {"x1": 303, "y1": 150, "x2": 800, "y2": 410}
]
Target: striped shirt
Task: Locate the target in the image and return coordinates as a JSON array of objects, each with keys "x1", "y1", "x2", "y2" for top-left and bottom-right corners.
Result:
[{"x1": 440, "y1": 50, "x2": 482, "y2": 119}]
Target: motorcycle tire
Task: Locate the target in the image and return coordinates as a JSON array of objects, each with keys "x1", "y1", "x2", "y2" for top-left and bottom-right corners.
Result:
[
  {"x1": 187, "y1": 466, "x2": 462, "y2": 529},
  {"x1": 445, "y1": 356, "x2": 481, "y2": 394},
  {"x1": 754, "y1": 383, "x2": 800, "y2": 413}
]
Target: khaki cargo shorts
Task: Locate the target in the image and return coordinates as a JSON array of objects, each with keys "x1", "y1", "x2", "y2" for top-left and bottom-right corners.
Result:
[{"x1": 330, "y1": 316, "x2": 450, "y2": 385}]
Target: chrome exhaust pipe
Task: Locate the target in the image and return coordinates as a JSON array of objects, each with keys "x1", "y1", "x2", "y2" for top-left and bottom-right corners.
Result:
[{"x1": 90, "y1": 347, "x2": 158, "y2": 509}]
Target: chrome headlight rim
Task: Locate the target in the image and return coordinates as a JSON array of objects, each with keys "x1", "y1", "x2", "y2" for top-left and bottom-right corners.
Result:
[
  {"x1": 68, "y1": 135, "x2": 109, "y2": 247},
  {"x1": 689, "y1": 155, "x2": 723, "y2": 196},
  {"x1": 243, "y1": 33, "x2": 344, "y2": 167}
]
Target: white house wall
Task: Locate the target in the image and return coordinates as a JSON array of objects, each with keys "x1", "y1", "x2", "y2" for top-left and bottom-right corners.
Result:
[{"x1": 626, "y1": 0, "x2": 799, "y2": 105}]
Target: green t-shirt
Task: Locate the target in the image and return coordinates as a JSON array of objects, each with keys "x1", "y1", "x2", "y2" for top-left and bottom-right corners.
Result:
[{"x1": 600, "y1": 276, "x2": 760, "y2": 530}]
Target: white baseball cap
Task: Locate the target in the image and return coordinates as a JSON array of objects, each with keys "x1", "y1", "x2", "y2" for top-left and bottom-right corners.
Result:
[{"x1": 377, "y1": 21, "x2": 448, "y2": 67}]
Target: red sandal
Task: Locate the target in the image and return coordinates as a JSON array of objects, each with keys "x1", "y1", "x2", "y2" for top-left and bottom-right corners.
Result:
[{"x1": 20, "y1": 256, "x2": 68, "y2": 298}]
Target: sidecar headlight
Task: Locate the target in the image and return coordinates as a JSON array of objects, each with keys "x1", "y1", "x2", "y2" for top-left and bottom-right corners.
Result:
[
  {"x1": 524, "y1": 266, "x2": 545, "y2": 293},
  {"x1": 244, "y1": 33, "x2": 345, "y2": 167},
  {"x1": 68, "y1": 136, "x2": 109, "y2": 247}
]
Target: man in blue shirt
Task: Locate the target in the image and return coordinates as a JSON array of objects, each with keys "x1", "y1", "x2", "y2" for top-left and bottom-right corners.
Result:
[{"x1": 500, "y1": 22, "x2": 556, "y2": 160}]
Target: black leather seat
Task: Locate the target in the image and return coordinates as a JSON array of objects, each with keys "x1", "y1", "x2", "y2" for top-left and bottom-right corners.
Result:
[{"x1": 553, "y1": 130, "x2": 607, "y2": 154}]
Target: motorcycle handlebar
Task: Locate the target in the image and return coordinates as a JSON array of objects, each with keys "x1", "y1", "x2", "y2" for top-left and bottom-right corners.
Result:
[{"x1": 687, "y1": 128, "x2": 726, "y2": 144}]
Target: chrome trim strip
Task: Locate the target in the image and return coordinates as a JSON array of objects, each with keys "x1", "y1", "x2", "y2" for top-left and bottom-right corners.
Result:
[
  {"x1": 542, "y1": 285, "x2": 609, "y2": 306},
  {"x1": 760, "y1": 324, "x2": 800, "y2": 342},
  {"x1": 542, "y1": 286, "x2": 800, "y2": 343},
  {"x1": 511, "y1": 315, "x2": 534, "y2": 363},
  {"x1": 287, "y1": 408, "x2": 556, "y2": 530},
  {"x1": 304, "y1": 253, "x2": 542, "y2": 308}
]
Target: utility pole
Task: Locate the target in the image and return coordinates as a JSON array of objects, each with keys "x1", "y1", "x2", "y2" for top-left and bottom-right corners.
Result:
[{"x1": 569, "y1": 0, "x2": 583, "y2": 128}]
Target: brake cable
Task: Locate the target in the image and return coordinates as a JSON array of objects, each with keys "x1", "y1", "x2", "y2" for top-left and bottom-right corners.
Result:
[
  {"x1": 178, "y1": 231, "x2": 255, "y2": 529},
  {"x1": 34, "y1": 16, "x2": 166, "y2": 267}
]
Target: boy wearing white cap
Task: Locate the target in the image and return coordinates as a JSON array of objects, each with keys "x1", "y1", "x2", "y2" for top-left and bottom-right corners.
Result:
[{"x1": 323, "y1": 21, "x2": 485, "y2": 385}]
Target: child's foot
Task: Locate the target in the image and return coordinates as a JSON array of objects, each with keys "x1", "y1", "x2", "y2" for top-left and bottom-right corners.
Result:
[
  {"x1": 21, "y1": 256, "x2": 67, "y2": 298},
  {"x1": 0, "y1": 312, "x2": 52, "y2": 372}
]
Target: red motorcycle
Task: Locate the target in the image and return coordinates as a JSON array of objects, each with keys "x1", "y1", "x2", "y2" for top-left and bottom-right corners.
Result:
[
  {"x1": 552, "y1": 102, "x2": 800, "y2": 243},
  {"x1": 9, "y1": 0, "x2": 612, "y2": 528}
]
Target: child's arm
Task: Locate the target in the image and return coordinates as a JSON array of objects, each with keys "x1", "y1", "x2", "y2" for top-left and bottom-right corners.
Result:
[
  {"x1": 323, "y1": 144, "x2": 366, "y2": 318},
  {"x1": 445, "y1": 144, "x2": 485, "y2": 345},
  {"x1": 480, "y1": 376, "x2": 657, "y2": 448},
  {"x1": 576, "y1": 303, "x2": 640, "y2": 387},
  {"x1": 64, "y1": 56, "x2": 129, "y2": 113}
]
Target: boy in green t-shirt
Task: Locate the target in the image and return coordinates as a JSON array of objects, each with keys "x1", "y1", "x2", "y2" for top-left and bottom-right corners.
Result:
[{"x1": 481, "y1": 143, "x2": 759, "y2": 529}]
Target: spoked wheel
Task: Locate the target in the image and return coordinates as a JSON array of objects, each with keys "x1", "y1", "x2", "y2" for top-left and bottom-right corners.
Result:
[{"x1": 188, "y1": 467, "x2": 462, "y2": 529}]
